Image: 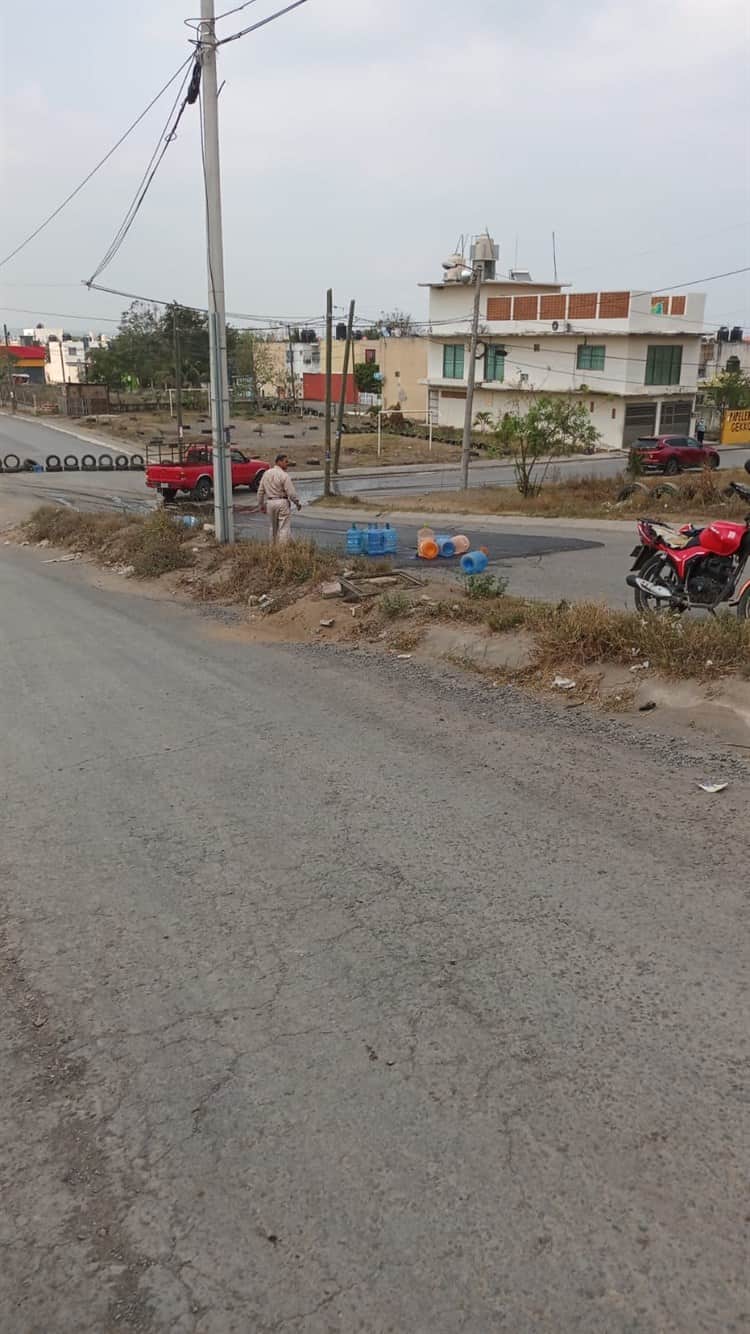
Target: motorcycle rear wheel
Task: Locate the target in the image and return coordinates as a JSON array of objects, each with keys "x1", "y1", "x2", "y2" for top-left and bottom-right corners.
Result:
[
  {"x1": 738, "y1": 587, "x2": 750, "y2": 620},
  {"x1": 633, "y1": 553, "x2": 685, "y2": 615}
]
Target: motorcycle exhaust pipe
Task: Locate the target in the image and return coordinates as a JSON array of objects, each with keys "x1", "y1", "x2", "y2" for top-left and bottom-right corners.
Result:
[{"x1": 626, "y1": 574, "x2": 674, "y2": 600}]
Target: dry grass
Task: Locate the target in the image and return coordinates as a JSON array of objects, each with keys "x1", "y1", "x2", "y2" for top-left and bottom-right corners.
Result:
[
  {"x1": 194, "y1": 537, "x2": 338, "y2": 601},
  {"x1": 318, "y1": 468, "x2": 750, "y2": 521},
  {"x1": 419, "y1": 593, "x2": 750, "y2": 680},
  {"x1": 25, "y1": 506, "x2": 194, "y2": 578}
]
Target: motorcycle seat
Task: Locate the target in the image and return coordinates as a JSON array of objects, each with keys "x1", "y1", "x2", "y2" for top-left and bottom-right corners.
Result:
[{"x1": 643, "y1": 520, "x2": 699, "y2": 550}]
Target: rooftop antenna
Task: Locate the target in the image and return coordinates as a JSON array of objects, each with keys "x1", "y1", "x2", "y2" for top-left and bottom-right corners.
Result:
[
  {"x1": 514, "y1": 235, "x2": 519, "y2": 269},
  {"x1": 552, "y1": 230, "x2": 558, "y2": 282}
]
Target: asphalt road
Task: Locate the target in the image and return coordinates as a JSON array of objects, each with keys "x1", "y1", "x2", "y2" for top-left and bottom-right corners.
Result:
[
  {"x1": 4, "y1": 411, "x2": 750, "y2": 500},
  {"x1": 1, "y1": 546, "x2": 747, "y2": 1333}
]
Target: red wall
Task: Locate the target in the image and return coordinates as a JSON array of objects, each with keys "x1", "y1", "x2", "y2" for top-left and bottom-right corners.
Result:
[{"x1": 303, "y1": 372, "x2": 358, "y2": 404}]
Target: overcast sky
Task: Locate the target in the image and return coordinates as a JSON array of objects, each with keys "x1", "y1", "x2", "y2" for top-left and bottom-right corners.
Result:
[{"x1": 1, "y1": 0, "x2": 748, "y2": 335}]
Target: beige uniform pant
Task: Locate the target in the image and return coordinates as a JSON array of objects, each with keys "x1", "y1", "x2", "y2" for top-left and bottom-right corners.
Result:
[{"x1": 266, "y1": 498, "x2": 292, "y2": 545}]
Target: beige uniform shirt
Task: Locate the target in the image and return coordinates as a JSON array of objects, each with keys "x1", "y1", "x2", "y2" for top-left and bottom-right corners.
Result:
[{"x1": 257, "y1": 465, "x2": 299, "y2": 506}]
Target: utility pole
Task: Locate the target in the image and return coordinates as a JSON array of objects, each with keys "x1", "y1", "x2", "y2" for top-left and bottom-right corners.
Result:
[
  {"x1": 460, "y1": 267, "x2": 482, "y2": 490},
  {"x1": 173, "y1": 307, "x2": 184, "y2": 449},
  {"x1": 3, "y1": 325, "x2": 16, "y2": 412},
  {"x1": 323, "y1": 287, "x2": 333, "y2": 496},
  {"x1": 287, "y1": 324, "x2": 297, "y2": 411},
  {"x1": 199, "y1": 0, "x2": 233, "y2": 542},
  {"x1": 333, "y1": 298, "x2": 355, "y2": 477}
]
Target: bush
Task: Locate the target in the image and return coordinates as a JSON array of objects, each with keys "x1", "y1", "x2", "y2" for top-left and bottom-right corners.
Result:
[{"x1": 464, "y1": 572, "x2": 509, "y2": 600}]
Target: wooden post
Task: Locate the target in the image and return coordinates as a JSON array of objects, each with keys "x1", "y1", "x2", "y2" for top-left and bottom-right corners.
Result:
[
  {"x1": 333, "y1": 298, "x2": 355, "y2": 477},
  {"x1": 323, "y1": 288, "x2": 333, "y2": 496}
]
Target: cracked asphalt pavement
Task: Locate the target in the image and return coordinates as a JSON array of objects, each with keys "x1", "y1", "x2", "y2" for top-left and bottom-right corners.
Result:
[{"x1": 1, "y1": 545, "x2": 748, "y2": 1333}]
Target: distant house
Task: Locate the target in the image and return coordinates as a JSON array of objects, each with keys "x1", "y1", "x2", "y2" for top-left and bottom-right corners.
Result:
[
  {"x1": 0, "y1": 342, "x2": 46, "y2": 385},
  {"x1": 421, "y1": 233, "x2": 707, "y2": 449}
]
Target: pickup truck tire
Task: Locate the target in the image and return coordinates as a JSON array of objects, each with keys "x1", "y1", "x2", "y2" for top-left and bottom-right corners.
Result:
[
  {"x1": 251, "y1": 470, "x2": 266, "y2": 492},
  {"x1": 161, "y1": 489, "x2": 178, "y2": 504},
  {"x1": 192, "y1": 476, "x2": 213, "y2": 502}
]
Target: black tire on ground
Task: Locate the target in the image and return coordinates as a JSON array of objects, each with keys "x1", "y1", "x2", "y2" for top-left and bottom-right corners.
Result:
[
  {"x1": 192, "y1": 476, "x2": 212, "y2": 502},
  {"x1": 3, "y1": 454, "x2": 21, "y2": 471},
  {"x1": 130, "y1": 453, "x2": 145, "y2": 470},
  {"x1": 161, "y1": 489, "x2": 178, "y2": 504},
  {"x1": 615, "y1": 481, "x2": 648, "y2": 502},
  {"x1": 98, "y1": 454, "x2": 114, "y2": 470},
  {"x1": 63, "y1": 455, "x2": 80, "y2": 470},
  {"x1": 115, "y1": 454, "x2": 130, "y2": 470},
  {"x1": 633, "y1": 553, "x2": 683, "y2": 615},
  {"x1": 738, "y1": 587, "x2": 750, "y2": 620},
  {"x1": 653, "y1": 481, "x2": 680, "y2": 498},
  {"x1": 81, "y1": 454, "x2": 97, "y2": 471},
  {"x1": 745, "y1": 460, "x2": 750, "y2": 476},
  {"x1": 45, "y1": 454, "x2": 63, "y2": 471},
  {"x1": 664, "y1": 458, "x2": 680, "y2": 475}
]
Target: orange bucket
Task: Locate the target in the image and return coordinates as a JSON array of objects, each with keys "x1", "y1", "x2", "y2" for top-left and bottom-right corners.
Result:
[{"x1": 418, "y1": 537, "x2": 439, "y2": 560}]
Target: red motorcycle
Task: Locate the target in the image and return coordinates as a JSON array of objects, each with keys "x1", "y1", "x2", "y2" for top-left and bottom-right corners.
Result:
[{"x1": 627, "y1": 481, "x2": 750, "y2": 617}]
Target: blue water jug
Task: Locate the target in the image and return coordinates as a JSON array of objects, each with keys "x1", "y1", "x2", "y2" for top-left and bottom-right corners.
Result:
[
  {"x1": 383, "y1": 523, "x2": 398, "y2": 555},
  {"x1": 346, "y1": 523, "x2": 364, "y2": 555},
  {"x1": 366, "y1": 523, "x2": 386, "y2": 556},
  {"x1": 460, "y1": 550, "x2": 489, "y2": 575},
  {"x1": 435, "y1": 534, "x2": 456, "y2": 558}
]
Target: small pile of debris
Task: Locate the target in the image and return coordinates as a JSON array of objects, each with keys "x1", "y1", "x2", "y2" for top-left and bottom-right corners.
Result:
[{"x1": 321, "y1": 569, "x2": 425, "y2": 602}]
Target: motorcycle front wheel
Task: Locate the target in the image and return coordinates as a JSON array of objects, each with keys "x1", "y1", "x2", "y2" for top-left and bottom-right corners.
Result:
[
  {"x1": 738, "y1": 587, "x2": 750, "y2": 620},
  {"x1": 633, "y1": 553, "x2": 685, "y2": 615}
]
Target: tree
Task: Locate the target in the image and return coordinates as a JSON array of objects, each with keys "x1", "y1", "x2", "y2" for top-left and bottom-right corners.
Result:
[
  {"x1": 353, "y1": 361, "x2": 381, "y2": 395},
  {"x1": 230, "y1": 331, "x2": 278, "y2": 399},
  {"x1": 473, "y1": 410, "x2": 494, "y2": 431},
  {"x1": 701, "y1": 369, "x2": 750, "y2": 412},
  {"x1": 493, "y1": 393, "x2": 600, "y2": 497}
]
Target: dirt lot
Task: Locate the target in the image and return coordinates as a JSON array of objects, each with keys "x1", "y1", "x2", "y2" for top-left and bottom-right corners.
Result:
[{"x1": 69, "y1": 410, "x2": 461, "y2": 469}]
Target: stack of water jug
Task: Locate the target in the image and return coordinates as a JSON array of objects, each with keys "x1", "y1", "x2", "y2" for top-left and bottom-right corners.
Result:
[{"x1": 346, "y1": 522, "x2": 398, "y2": 557}]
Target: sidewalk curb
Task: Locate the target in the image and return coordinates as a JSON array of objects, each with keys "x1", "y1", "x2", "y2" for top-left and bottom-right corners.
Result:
[{"x1": 311, "y1": 504, "x2": 635, "y2": 535}]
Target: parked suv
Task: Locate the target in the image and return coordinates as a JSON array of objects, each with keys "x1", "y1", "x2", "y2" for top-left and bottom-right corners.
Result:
[{"x1": 629, "y1": 435, "x2": 720, "y2": 475}]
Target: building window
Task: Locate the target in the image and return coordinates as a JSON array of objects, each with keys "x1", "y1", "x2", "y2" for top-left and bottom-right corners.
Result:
[
  {"x1": 645, "y1": 345, "x2": 683, "y2": 385},
  {"x1": 577, "y1": 344, "x2": 605, "y2": 371},
  {"x1": 443, "y1": 344, "x2": 465, "y2": 379},
  {"x1": 484, "y1": 346, "x2": 505, "y2": 381},
  {"x1": 364, "y1": 348, "x2": 376, "y2": 364}
]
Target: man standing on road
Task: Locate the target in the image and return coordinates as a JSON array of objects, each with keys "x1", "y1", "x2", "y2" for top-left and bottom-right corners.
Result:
[
  {"x1": 257, "y1": 453, "x2": 302, "y2": 545},
  {"x1": 696, "y1": 418, "x2": 706, "y2": 444}
]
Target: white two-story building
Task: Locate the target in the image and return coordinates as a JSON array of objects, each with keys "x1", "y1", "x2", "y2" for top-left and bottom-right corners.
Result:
[{"x1": 422, "y1": 238, "x2": 706, "y2": 449}]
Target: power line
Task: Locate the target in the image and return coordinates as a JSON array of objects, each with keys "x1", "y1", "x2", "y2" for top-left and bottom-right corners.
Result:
[
  {"x1": 86, "y1": 62, "x2": 197, "y2": 285},
  {"x1": 0, "y1": 55, "x2": 194, "y2": 273},
  {"x1": 217, "y1": 0, "x2": 311, "y2": 46}
]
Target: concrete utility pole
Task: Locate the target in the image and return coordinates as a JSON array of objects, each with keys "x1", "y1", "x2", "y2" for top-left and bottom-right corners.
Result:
[
  {"x1": 199, "y1": 0, "x2": 233, "y2": 542},
  {"x1": 333, "y1": 298, "x2": 355, "y2": 478},
  {"x1": 173, "y1": 308, "x2": 184, "y2": 447},
  {"x1": 323, "y1": 288, "x2": 333, "y2": 496},
  {"x1": 460, "y1": 266, "x2": 482, "y2": 490},
  {"x1": 287, "y1": 324, "x2": 297, "y2": 410},
  {"x1": 3, "y1": 325, "x2": 16, "y2": 412}
]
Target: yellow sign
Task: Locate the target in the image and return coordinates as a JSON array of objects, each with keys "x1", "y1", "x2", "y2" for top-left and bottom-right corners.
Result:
[{"x1": 721, "y1": 408, "x2": 750, "y2": 445}]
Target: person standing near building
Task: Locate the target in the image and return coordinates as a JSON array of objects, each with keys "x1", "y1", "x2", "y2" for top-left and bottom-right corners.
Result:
[
  {"x1": 696, "y1": 418, "x2": 706, "y2": 444},
  {"x1": 256, "y1": 453, "x2": 302, "y2": 544}
]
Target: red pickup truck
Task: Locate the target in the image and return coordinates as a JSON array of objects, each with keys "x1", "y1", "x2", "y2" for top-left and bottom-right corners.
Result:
[{"x1": 145, "y1": 443, "x2": 270, "y2": 503}]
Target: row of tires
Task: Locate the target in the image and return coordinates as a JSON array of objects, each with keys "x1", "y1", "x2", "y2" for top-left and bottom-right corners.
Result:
[{"x1": 0, "y1": 452, "x2": 145, "y2": 474}]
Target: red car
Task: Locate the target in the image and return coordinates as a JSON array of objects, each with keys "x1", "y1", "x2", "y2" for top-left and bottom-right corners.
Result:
[
  {"x1": 145, "y1": 443, "x2": 269, "y2": 503},
  {"x1": 629, "y1": 434, "x2": 720, "y2": 476}
]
